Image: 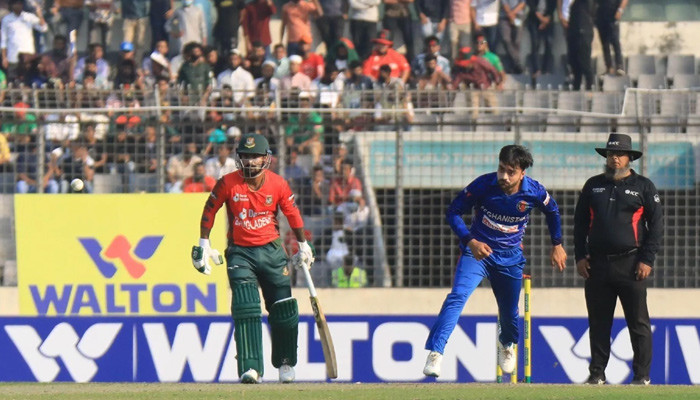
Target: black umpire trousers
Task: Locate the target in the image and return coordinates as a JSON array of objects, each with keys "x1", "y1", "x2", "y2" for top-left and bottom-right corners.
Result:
[
  {"x1": 585, "y1": 251, "x2": 652, "y2": 380},
  {"x1": 566, "y1": 27, "x2": 594, "y2": 90},
  {"x1": 596, "y1": 17, "x2": 623, "y2": 72}
]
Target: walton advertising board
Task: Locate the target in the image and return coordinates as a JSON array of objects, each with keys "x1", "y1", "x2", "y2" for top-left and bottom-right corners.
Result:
[
  {"x1": 14, "y1": 194, "x2": 230, "y2": 316},
  {"x1": 0, "y1": 316, "x2": 698, "y2": 384}
]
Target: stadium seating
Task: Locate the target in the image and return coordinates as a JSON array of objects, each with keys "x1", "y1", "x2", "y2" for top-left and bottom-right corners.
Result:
[
  {"x1": 475, "y1": 114, "x2": 508, "y2": 132},
  {"x1": 686, "y1": 115, "x2": 700, "y2": 133},
  {"x1": 545, "y1": 115, "x2": 578, "y2": 133},
  {"x1": 591, "y1": 92, "x2": 623, "y2": 114},
  {"x1": 411, "y1": 114, "x2": 440, "y2": 131},
  {"x1": 535, "y1": 74, "x2": 567, "y2": 90},
  {"x1": 522, "y1": 90, "x2": 552, "y2": 111},
  {"x1": 671, "y1": 74, "x2": 700, "y2": 89},
  {"x1": 580, "y1": 116, "x2": 611, "y2": 133},
  {"x1": 602, "y1": 75, "x2": 631, "y2": 92},
  {"x1": 659, "y1": 92, "x2": 691, "y2": 116},
  {"x1": 666, "y1": 54, "x2": 696, "y2": 80},
  {"x1": 627, "y1": 55, "x2": 656, "y2": 82},
  {"x1": 556, "y1": 92, "x2": 586, "y2": 112},
  {"x1": 441, "y1": 113, "x2": 472, "y2": 132},
  {"x1": 503, "y1": 74, "x2": 532, "y2": 90},
  {"x1": 649, "y1": 115, "x2": 683, "y2": 134},
  {"x1": 636, "y1": 74, "x2": 667, "y2": 89},
  {"x1": 513, "y1": 114, "x2": 543, "y2": 132}
]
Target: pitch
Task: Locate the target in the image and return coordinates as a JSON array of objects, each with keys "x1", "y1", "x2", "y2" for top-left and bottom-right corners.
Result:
[{"x1": 0, "y1": 383, "x2": 698, "y2": 400}]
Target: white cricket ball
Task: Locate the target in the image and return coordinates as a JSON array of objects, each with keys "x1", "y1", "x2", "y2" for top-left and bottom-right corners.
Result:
[{"x1": 70, "y1": 178, "x2": 84, "y2": 192}]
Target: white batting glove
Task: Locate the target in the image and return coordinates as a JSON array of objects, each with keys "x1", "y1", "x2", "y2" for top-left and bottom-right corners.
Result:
[
  {"x1": 191, "y1": 238, "x2": 224, "y2": 275},
  {"x1": 292, "y1": 241, "x2": 314, "y2": 270}
]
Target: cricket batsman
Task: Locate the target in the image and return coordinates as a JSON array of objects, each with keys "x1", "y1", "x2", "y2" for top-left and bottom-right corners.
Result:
[
  {"x1": 191, "y1": 133, "x2": 314, "y2": 383},
  {"x1": 423, "y1": 145, "x2": 567, "y2": 377}
]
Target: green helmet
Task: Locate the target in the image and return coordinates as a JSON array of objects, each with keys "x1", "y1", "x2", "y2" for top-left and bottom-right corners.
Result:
[
  {"x1": 236, "y1": 133, "x2": 272, "y2": 178},
  {"x1": 237, "y1": 133, "x2": 270, "y2": 155}
]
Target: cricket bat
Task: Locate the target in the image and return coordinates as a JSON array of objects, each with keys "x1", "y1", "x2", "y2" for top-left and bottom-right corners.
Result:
[{"x1": 301, "y1": 265, "x2": 338, "y2": 379}]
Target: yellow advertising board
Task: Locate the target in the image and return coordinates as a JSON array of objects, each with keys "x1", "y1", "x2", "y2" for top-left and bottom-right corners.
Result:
[{"x1": 14, "y1": 194, "x2": 231, "y2": 316}]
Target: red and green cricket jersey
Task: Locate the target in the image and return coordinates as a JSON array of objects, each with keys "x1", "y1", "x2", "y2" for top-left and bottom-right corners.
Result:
[{"x1": 201, "y1": 170, "x2": 304, "y2": 247}]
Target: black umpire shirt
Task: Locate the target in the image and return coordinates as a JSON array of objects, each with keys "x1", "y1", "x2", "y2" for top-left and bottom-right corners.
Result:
[{"x1": 574, "y1": 170, "x2": 663, "y2": 267}]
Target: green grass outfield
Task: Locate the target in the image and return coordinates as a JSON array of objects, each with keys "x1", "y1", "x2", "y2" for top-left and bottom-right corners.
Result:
[{"x1": 0, "y1": 383, "x2": 698, "y2": 400}]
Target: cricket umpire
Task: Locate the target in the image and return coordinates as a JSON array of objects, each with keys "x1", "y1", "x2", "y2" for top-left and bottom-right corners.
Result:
[{"x1": 574, "y1": 133, "x2": 663, "y2": 385}]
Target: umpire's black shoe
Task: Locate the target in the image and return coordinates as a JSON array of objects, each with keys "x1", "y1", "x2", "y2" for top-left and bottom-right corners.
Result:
[
  {"x1": 585, "y1": 375, "x2": 606, "y2": 385},
  {"x1": 630, "y1": 377, "x2": 651, "y2": 385}
]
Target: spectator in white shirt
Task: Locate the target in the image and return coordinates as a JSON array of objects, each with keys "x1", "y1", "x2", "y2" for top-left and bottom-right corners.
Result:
[
  {"x1": 216, "y1": 50, "x2": 255, "y2": 107},
  {"x1": 471, "y1": 0, "x2": 500, "y2": 52},
  {"x1": 205, "y1": 143, "x2": 237, "y2": 179},
  {"x1": 166, "y1": 0, "x2": 207, "y2": 53},
  {"x1": 73, "y1": 43, "x2": 110, "y2": 87},
  {"x1": 1, "y1": 0, "x2": 47, "y2": 80}
]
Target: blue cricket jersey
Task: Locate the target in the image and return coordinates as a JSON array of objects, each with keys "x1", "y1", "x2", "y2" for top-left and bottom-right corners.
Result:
[{"x1": 446, "y1": 172, "x2": 563, "y2": 250}]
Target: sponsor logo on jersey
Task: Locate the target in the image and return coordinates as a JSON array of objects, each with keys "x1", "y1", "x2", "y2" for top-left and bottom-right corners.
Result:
[
  {"x1": 516, "y1": 200, "x2": 529, "y2": 212},
  {"x1": 266, "y1": 195, "x2": 273, "y2": 205},
  {"x1": 654, "y1": 194, "x2": 660, "y2": 203},
  {"x1": 592, "y1": 187, "x2": 605, "y2": 193},
  {"x1": 624, "y1": 189, "x2": 639, "y2": 197},
  {"x1": 543, "y1": 191, "x2": 551, "y2": 205},
  {"x1": 482, "y1": 215, "x2": 519, "y2": 233},
  {"x1": 480, "y1": 206, "x2": 527, "y2": 223},
  {"x1": 233, "y1": 194, "x2": 239, "y2": 202}
]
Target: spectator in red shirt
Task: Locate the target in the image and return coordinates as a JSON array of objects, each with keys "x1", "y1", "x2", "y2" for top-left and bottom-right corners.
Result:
[
  {"x1": 452, "y1": 46, "x2": 502, "y2": 118},
  {"x1": 298, "y1": 33, "x2": 324, "y2": 80},
  {"x1": 281, "y1": 0, "x2": 323, "y2": 57},
  {"x1": 242, "y1": 0, "x2": 277, "y2": 57},
  {"x1": 362, "y1": 29, "x2": 410, "y2": 83},
  {"x1": 329, "y1": 159, "x2": 363, "y2": 205},
  {"x1": 183, "y1": 162, "x2": 217, "y2": 192}
]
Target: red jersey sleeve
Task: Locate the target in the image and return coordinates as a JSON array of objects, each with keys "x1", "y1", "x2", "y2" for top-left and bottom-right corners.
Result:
[
  {"x1": 200, "y1": 177, "x2": 228, "y2": 235},
  {"x1": 278, "y1": 179, "x2": 304, "y2": 229}
]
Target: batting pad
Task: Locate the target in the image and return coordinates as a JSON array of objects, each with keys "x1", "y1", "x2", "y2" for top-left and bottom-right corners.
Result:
[
  {"x1": 232, "y1": 282, "x2": 264, "y2": 377},
  {"x1": 268, "y1": 297, "x2": 299, "y2": 368}
]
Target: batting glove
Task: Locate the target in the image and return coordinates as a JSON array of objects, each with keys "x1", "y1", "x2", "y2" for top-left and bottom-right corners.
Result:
[
  {"x1": 292, "y1": 241, "x2": 315, "y2": 270},
  {"x1": 191, "y1": 238, "x2": 224, "y2": 275}
]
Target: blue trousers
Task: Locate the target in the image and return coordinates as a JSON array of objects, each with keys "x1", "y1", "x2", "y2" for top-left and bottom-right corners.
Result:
[{"x1": 425, "y1": 246, "x2": 525, "y2": 354}]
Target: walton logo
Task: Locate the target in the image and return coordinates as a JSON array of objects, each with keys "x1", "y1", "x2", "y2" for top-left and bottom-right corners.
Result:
[
  {"x1": 540, "y1": 325, "x2": 656, "y2": 384},
  {"x1": 78, "y1": 235, "x2": 164, "y2": 279},
  {"x1": 5, "y1": 322, "x2": 122, "y2": 382}
]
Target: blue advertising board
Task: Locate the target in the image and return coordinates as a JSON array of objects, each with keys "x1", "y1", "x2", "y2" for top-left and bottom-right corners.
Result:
[
  {"x1": 361, "y1": 133, "x2": 699, "y2": 190},
  {"x1": 1, "y1": 315, "x2": 699, "y2": 384}
]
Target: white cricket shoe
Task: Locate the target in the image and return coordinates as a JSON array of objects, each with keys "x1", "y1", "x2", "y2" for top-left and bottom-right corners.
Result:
[
  {"x1": 423, "y1": 351, "x2": 443, "y2": 377},
  {"x1": 498, "y1": 342, "x2": 516, "y2": 374},
  {"x1": 279, "y1": 364, "x2": 295, "y2": 383},
  {"x1": 240, "y1": 369, "x2": 260, "y2": 384}
]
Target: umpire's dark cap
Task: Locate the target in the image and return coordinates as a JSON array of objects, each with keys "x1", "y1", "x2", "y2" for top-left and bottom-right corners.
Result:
[{"x1": 595, "y1": 133, "x2": 643, "y2": 160}]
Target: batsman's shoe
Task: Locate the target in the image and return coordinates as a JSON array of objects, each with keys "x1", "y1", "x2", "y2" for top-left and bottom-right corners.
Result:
[
  {"x1": 585, "y1": 375, "x2": 606, "y2": 385},
  {"x1": 279, "y1": 364, "x2": 295, "y2": 383},
  {"x1": 630, "y1": 377, "x2": 650, "y2": 385},
  {"x1": 241, "y1": 369, "x2": 260, "y2": 384},
  {"x1": 423, "y1": 351, "x2": 442, "y2": 377},
  {"x1": 497, "y1": 342, "x2": 516, "y2": 374}
]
